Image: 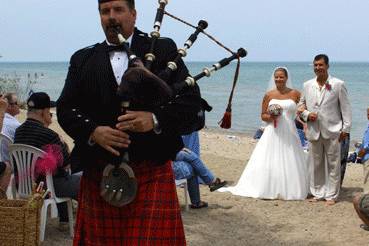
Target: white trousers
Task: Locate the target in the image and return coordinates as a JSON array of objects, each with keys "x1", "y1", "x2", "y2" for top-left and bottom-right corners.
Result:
[{"x1": 309, "y1": 136, "x2": 341, "y2": 200}]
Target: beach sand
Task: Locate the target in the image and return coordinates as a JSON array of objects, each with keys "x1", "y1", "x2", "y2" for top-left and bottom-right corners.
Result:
[{"x1": 22, "y1": 112, "x2": 369, "y2": 245}]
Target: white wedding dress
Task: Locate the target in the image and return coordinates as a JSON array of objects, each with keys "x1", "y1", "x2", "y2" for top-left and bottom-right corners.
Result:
[{"x1": 219, "y1": 99, "x2": 309, "y2": 200}]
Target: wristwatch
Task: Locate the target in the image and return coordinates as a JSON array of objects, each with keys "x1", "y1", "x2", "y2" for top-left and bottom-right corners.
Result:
[{"x1": 152, "y1": 113, "x2": 162, "y2": 134}]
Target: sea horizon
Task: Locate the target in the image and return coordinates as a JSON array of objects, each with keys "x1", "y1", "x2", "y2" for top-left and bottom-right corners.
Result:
[{"x1": 0, "y1": 61, "x2": 368, "y2": 143}]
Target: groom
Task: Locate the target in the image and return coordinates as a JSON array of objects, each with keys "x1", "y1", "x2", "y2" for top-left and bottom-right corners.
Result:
[{"x1": 299, "y1": 54, "x2": 352, "y2": 205}]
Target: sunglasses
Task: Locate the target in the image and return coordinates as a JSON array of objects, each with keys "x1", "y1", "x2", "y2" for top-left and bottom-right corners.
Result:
[{"x1": 9, "y1": 101, "x2": 18, "y2": 106}]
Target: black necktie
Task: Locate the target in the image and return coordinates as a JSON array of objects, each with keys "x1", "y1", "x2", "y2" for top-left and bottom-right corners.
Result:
[{"x1": 105, "y1": 42, "x2": 129, "y2": 53}]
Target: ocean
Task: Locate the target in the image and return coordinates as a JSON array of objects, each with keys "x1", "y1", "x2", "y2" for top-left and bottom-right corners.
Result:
[{"x1": 0, "y1": 61, "x2": 368, "y2": 142}]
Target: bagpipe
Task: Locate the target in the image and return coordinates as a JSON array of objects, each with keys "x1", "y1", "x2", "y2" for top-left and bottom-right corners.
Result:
[
  {"x1": 100, "y1": 0, "x2": 247, "y2": 207},
  {"x1": 116, "y1": 0, "x2": 247, "y2": 128}
]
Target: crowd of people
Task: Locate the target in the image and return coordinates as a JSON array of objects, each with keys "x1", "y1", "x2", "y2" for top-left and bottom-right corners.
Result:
[
  {"x1": 14, "y1": 92, "x2": 81, "y2": 228},
  {"x1": 0, "y1": 92, "x2": 81, "y2": 229},
  {"x1": 0, "y1": 0, "x2": 368, "y2": 244}
]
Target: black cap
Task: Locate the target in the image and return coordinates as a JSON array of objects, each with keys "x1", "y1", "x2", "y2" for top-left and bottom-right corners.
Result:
[{"x1": 27, "y1": 92, "x2": 56, "y2": 109}]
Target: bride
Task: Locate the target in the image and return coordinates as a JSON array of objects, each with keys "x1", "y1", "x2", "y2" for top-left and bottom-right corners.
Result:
[{"x1": 219, "y1": 67, "x2": 309, "y2": 200}]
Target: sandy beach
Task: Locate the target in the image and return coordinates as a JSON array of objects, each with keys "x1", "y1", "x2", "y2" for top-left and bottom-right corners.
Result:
[{"x1": 18, "y1": 111, "x2": 368, "y2": 245}]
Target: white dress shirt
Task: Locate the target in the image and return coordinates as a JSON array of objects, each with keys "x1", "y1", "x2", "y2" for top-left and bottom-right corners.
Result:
[
  {"x1": 2, "y1": 113, "x2": 20, "y2": 141},
  {"x1": 314, "y1": 81, "x2": 326, "y2": 103},
  {"x1": 301, "y1": 77, "x2": 329, "y2": 122},
  {"x1": 106, "y1": 35, "x2": 133, "y2": 85},
  {"x1": 1, "y1": 113, "x2": 20, "y2": 161},
  {"x1": 88, "y1": 35, "x2": 161, "y2": 145}
]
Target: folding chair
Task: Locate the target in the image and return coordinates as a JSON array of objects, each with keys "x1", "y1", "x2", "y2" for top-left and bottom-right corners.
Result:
[{"x1": 8, "y1": 144, "x2": 74, "y2": 241}]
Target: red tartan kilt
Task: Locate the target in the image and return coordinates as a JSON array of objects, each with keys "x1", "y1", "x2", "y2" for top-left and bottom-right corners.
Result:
[{"x1": 73, "y1": 160, "x2": 186, "y2": 246}]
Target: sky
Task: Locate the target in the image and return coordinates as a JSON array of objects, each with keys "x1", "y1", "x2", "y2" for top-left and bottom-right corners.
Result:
[{"x1": 1, "y1": 0, "x2": 369, "y2": 62}]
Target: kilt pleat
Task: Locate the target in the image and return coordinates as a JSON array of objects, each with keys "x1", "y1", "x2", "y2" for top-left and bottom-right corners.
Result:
[{"x1": 73, "y1": 160, "x2": 186, "y2": 246}]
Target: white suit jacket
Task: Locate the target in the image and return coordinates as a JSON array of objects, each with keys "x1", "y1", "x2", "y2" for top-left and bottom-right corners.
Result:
[{"x1": 299, "y1": 75, "x2": 352, "y2": 141}]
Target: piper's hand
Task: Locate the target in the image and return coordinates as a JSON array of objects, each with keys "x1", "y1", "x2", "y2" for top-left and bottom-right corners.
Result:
[
  {"x1": 91, "y1": 126, "x2": 131, "y2": 156},
  {"x1": 339, "y1": 132, "x2": 348, "y2": 143},
  {"x1": 116, "y1": 111, "x2": 154, "y2": 133},
  {"x1": 308, "y1": 112, "x2": 318, "y2": 122}
]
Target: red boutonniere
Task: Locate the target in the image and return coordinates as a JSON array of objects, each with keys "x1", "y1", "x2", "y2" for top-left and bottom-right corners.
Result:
[{"x1": 325, "y1": 82, "x2": 331, "y2": 91}]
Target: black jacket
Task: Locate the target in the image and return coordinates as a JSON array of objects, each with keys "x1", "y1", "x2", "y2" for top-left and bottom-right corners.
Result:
[{"x1": 57, "y1": 28, "x2": 204, "y2": 171}]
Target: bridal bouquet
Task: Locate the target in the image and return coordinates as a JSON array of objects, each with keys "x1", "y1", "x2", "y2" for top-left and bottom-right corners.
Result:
[{"x1": 268, "y1": 104, "x2": 283, "y2": 128}]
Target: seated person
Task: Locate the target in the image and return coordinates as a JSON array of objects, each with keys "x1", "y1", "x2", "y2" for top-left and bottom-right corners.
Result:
[
  {"x1": 182, "y1": 131, "x2": 202, "y2": 184},
  {"x1": 253, "y1": 122, "x2": 266, "y2": 140},
  {"x1": 0, "y1": 94, "x2": 8, "y2": 131},
  {"x1": 173, "y1": 147, "x2": 227, "y2": 209},
  {"x1": 0, "y1": 161, "x2": 11, "y2": 198},
  {"x1": 353, "y1": 107, "x2": 369, "y2": 230},
  {"x1": 295, "y1": 117, "x2": 308, "y2": 149},
  {"x1": 0, "y1": 96, "x2": 10, "y2": 198},
  {"x1": 1, "y1": 93, "x2": 21, "y2": 162},
  {"x1": 14, "y1": 92, "x2": 81, "y2": 226},
  {"x1": 348, "y1": 141, "x2": 369, "y2": 164},
  {"x1": 182, "y1": 131, "x2": 201, "y2": 156}
]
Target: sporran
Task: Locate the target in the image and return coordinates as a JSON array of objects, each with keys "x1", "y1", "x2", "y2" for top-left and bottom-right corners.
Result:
[{"x1": 100, "y1": 154, "x2": 137, "y2": 207}]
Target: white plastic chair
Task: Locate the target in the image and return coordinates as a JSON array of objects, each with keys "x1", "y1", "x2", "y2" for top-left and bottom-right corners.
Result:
[
  {"x1": 44, "y1": 173, "x2": 74, "y2": 240},
  {"x1": 8, "y1": 144, "x2": 74, "y2": 241},
  {"x1": 0, "y1": 133, "x2": 16, "y2": 199},
  {"x1": 175, "y1": 179, "x2": 189, "y2": 211}
]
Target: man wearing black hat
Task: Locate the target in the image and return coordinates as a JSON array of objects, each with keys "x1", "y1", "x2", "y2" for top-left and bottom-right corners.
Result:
[
  {"x1": 57, "y1": 0, "x2": 203, "y2": 245},
  {"x1": 14, "y1": 92, "x2": 81, "y2": 228}
]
